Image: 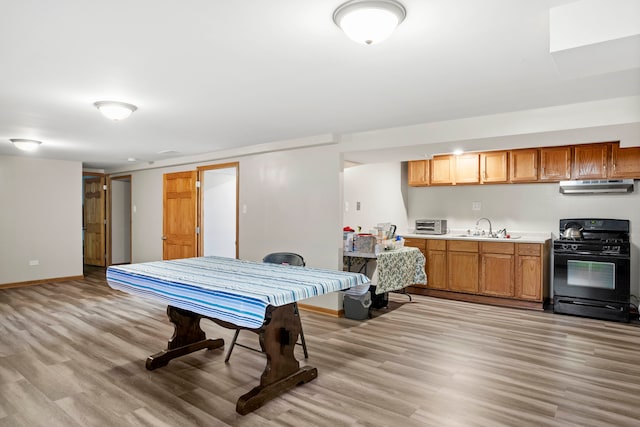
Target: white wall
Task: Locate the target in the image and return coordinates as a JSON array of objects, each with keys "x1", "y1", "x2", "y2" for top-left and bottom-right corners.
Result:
[
  {"x1": 0, "y1": 155, "x2": 83, "y2": 284},
  {"x1": 343, "y1": 162, "x2": 410, "y2": 234},
  {"x1": 111, "y1": 179, "x2": 131, "y2": 264},
  {"x1": 127, "y1": 145, "x2": 343, "y2": 310}
]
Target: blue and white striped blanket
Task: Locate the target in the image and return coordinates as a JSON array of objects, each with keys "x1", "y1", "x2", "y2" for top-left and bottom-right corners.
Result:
[{"x1": 106, "y1": 256, "x2": 370, "y2": 329}]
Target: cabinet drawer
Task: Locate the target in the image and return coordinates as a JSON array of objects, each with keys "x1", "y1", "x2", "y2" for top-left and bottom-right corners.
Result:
[
  {"x1": 480, "y1": 242, "x2": 514, "y2": 254},
  {"x1": 448, "y1": 240, "x2": 478, "y2": 252},
  {"x1": 404, "y1": 238, "x2": 427, "y2": 250},
  {"x1": 517, "y1": 243, "x2": 541, "y2": 256},
  {"x1": 427, "y1": 239, "x2": 446, "y2": 251}
]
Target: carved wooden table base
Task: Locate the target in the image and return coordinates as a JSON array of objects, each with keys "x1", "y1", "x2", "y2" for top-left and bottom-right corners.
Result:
[{"x1": 146, "y1": 304, "x2": 317, "y2": 415}]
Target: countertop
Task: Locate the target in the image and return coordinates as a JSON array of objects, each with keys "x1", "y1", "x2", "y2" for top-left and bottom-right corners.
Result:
[{"x1": 401, "y1": 230, "x2": 551, "y2": 244}]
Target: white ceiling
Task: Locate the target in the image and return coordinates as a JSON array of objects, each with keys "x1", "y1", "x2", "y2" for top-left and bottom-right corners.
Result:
[{"x1": 1, "y1": 0, "x2": 638, "y2": 170}]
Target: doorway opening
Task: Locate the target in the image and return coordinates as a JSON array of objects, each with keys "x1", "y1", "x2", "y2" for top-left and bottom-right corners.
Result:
[
  {"x1": 198, "y1": 163, "x2": 239, "y2": 258},
  {"x1": 109, "y1": 175, "x2": 132, "y2": 265}
]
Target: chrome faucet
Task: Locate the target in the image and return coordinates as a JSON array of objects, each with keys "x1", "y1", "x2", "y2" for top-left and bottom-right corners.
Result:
[{"x1": 476, "y1": 217, "x2": 493, "y2": 237}]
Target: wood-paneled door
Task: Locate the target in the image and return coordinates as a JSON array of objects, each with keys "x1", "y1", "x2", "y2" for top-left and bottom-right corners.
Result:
[
  {"x1": 83, "y1": 176, "x2": 106, "y2": 266},
  {"x1": 163, "y1": 171, "x2": 198, "y2": 260}
]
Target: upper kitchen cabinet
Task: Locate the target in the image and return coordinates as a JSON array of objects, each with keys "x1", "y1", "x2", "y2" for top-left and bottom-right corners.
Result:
[
  {"x1": 572, "y1": 143, "x2": 609, "y2": 179},
  {"x1": 539, "y1": 146, "x2": 571, "y2": 182},
  {"x1": 431, "y1": 155, "x2": 455, "y2": 185},
  {"x1": 480, "y1": 151, "x2": 509, "y2": 183},
  {"x1": 408, "y1": 160, "x2": 430, "y2": 186},
  {"x1": 609, "y1": 144, "x2": 640, "y2": 179},
  {"x1": 455, "y1": 153, "x2": 480, "y2": 184},
  {"x1": 509, "y1": 149, "x2": 538, "y2": 182}
]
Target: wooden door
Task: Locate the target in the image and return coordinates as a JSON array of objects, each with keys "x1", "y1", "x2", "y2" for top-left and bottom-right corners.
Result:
[
  {"x1": 610, "y1": 144, "x2": 640, "y2": 178},
  {"x1": 572, "y1": 143, "x2": 609, "y2": 179},
  {"x1": 408, "y1": 160, "x2": 429, "y2": 186},
  {"x1": 84, "y1": 176, "x2": 106, "y2": 266},
  {"x1": 515, "y1": 256, "x2": 542, "y2": 301},
  {"x1": 481, "y1": 151, "x2": 508, "y2": 183},
  {"x1": 163, "y1": 171, "x2": 198, "y2": 260},
  {"x1": 539, "y1": 147, "x2": 571, "y2": 182},
  {"x1": 427, "y1": 250, "x2": 448, "y2": 290},
  {"x1": 480, "y1": 253, "x2": 515, "y2": 297},
  {"x1": 509, "y1": 149, "x2": 538, "y2": 182},
  {"x1": 431, "y1": 155, "x2": 454, "y2": 185},
  {"x1": 454, "y1": 153, "x2": 480, "y2": 184},
  {"x1": 447, "y1": 240, "x2": 479, "y2": 293}
]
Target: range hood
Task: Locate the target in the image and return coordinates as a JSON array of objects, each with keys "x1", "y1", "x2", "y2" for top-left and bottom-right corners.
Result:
[{"x1": 559, "y1": 179, "x2": 634, "y2": 194}]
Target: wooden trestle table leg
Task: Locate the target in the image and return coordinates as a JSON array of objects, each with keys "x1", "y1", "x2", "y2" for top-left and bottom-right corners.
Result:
[
  {"x1": 145, "y1": 305, "x2": 224, "y2": 370},
  {"x1": 145, "y1": 303, "x2": 318, "y2": 415}
]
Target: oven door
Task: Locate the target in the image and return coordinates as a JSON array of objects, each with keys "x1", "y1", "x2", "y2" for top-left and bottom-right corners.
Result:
[{"x1": 553, "y1": 252, "x2": 630, "y2": 303}]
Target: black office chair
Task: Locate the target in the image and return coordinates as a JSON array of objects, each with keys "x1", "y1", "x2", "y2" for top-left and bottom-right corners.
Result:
[{"x1": 224, "y1": 252, "x2": 309, "y2": 362}]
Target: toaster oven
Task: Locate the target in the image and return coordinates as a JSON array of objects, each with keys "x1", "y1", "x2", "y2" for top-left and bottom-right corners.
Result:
[{"x1": 415, "y1": 219, "x2": 447, "y2": 235}]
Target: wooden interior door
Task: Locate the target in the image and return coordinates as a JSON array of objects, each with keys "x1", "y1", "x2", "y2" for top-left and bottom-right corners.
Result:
[
  {"x1": 84, "y1": 176, "x2": 106, "y2": 266},
  {"x1": 163, "y1": 171, "x2": 198, "y2": 260}
]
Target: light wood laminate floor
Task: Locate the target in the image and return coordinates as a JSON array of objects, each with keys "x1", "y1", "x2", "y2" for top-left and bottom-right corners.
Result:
[{"x1": 1, "y1": 268, "x2": 639, "y2": 426}]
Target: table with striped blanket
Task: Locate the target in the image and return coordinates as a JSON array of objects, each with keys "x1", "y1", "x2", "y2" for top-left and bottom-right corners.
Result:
[{"x1": 106, "y1": 256, "x2": 370, "y2": 414}]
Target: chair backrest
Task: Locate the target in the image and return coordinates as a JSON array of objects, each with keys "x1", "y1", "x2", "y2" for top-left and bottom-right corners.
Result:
[{"x1": 262, "y1": 252, "x2": 305, "y2": 267}]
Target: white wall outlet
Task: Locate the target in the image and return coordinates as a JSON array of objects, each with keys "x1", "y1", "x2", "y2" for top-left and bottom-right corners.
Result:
[
  {"x1": 242, "y1": 204, "x2": 247, "y2": 214},
  {"x1": 29, "y1": 260, "x2": 39, "y2": 266},
  {"x1": 344, "y1": 201, "x2": 349, "y2": 212},
  {"x1": 472, "y1": 201, "x2": 481, "y2": 211}
]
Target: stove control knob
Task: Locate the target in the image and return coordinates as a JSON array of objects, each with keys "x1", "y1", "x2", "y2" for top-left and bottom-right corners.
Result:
[
  {"x1": 561, "y1": 244, "x2": 569, "y2": 250},
  {"x1": 571, "y1": 244, "x2": 578, "y2": 251}
]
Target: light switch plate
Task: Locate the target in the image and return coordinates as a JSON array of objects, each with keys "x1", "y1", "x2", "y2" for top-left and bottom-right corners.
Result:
[{"x1": 472, "y1": 201, "x2": 481, "y2": 211}]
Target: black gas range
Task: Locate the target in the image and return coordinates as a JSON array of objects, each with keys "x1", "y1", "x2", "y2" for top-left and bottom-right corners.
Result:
[{"x1": 553, "y1": 219, "x2": 631, "y2": 322}]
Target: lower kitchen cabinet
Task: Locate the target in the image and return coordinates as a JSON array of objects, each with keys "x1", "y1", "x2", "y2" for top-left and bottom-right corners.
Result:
[
  {"x1": 447, "y1": 240, "x2": 478, "y2": 293},
  {"x1": 406, "y1": 237, "x2": 550, "y2": 310},
  {"x1": 515, "y1": 243, "x2": 547, "y2": 301},
  {"x1": 479, "y1": 242, "x2": 515, "y2": 297},
  {"x1": 426, "y1": 239, "x2": 447, "y2": 290}
]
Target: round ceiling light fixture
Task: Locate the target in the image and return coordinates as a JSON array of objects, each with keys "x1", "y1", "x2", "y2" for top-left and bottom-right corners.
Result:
[
  {"x1": 9, "y1": 138, "x2": 42, "y2": 151},
  {"x1": 94, "y1": 100, "x2": 138, "y2": 120},
  {"x1": 333, "y1": 0, "x2": 406, "y2": 45}
]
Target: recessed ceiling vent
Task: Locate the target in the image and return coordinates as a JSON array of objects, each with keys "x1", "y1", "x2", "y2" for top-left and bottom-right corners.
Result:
[{"x1": 559, "y1": 179, "x2": 634, "y2": 194}]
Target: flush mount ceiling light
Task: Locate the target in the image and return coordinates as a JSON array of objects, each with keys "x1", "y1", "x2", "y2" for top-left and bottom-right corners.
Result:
[
  {"x1": 94, "y1": 100, "x2": 138, "y2": 121},
  {"x1": 333, "y1": 0, "x2": 406, "y2": 45},
  {"x1": 9, "y1": 138, "x2": 42, "y2": 151}
]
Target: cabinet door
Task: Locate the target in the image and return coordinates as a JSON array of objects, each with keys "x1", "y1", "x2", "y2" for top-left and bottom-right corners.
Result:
[
  {"x1": 509, "y1": 149, "x2": 538, "y2": 182},
  {"x1": 572, "y1": 143, "x2": 608, "y2": 179},
  {"x1": 539, "y1": 147, "x2": 571, "y2": 182},
  {"x1": 610, "y1": 144, "x2": 640, "y2": 179},
  {"x1": 480, "y1": 253, "x2": 515, "y2": 297},
  {"x1": 515, "y1": 255, "x2": 542, "y2": 301},
  {"x1": 408, "y1": 160, "x2": 430, "y2": 186},
  {"x1": 481, "y1": 151, "x2": 508, "y2": 183},
  {"x1": 431, "y1": 155, "x2": 454, "y2": 185},
  {"x1": 448, "y1": 251, "x2": 479, "y2": 293},
  {"x1": 455, "y1": 153, "x2": 480, "y2": 184},
  {"x1": 427, "y1": 250, "x2": 447, "y2": 290}
]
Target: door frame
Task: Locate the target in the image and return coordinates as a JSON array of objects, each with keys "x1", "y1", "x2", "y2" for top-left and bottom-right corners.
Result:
[
  {"x1": 107, "y1": 174, "x2": 132, "y2": 266},
  {"x1": 197, "y1": 162, "x2": 240, "y2": 259}
]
